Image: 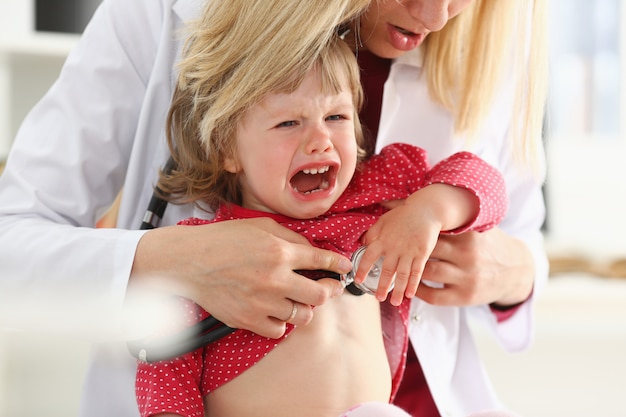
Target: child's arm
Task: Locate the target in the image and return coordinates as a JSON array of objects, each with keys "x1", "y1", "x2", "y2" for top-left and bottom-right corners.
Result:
[
  {"x1": 405, "y1": 183, "x2": 480, "y2": 234},
  {"x1": 356, "y1": 182, "x2": 480, "y2": 305},
  {"x1": 353, "y1": 146, "x2": 508, "y2": 306}
]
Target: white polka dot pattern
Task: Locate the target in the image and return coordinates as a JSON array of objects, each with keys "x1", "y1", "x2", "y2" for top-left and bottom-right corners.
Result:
[{"x1": 135, "y1": 143, "x2": 508, "y2": 417}]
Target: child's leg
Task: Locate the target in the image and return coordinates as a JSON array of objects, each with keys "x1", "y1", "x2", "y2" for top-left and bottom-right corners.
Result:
[{"x1": 340, "y1": 402, "x2": 411, "y2": 417}]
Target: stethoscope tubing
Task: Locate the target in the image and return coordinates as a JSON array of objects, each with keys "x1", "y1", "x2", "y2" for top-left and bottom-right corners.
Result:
[
  {"x1": 127, "y1": 315, "x2": 236, "y2": 363},
  {"x1": 139, "y1": 156, "x2": 176, "y2": 230}
]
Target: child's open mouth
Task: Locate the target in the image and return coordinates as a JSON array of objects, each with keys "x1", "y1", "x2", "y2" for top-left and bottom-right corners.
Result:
[{"x1": 290, "y1": 165, "x2": 335, "y2": 195}]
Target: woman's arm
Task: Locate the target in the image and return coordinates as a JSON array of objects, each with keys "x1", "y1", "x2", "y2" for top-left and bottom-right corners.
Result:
[
  {"x1": 0, "y1": 0, "x2": 164, "y2": 332},
  {"x1": 0, "y1": 0, "x2": 350, "y2": 338}
]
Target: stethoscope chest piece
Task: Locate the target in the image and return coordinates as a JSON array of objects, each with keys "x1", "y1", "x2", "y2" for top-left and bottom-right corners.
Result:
[{"x1": 344, "y1": 246, "x2": 394, "y2": 295}]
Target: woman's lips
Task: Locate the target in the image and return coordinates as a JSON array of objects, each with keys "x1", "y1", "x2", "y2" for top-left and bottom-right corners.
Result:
[{"x1": 386, "y1": 24, "x2": 424, "y2": 51}]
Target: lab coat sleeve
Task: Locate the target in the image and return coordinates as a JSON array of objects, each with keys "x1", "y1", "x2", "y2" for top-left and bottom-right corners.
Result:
[
  {"x1": 0, "y1": 0, "x2": 169, "y2": 334},
  {"x1": 468, "y1": 130, "x2": 549, "y2": 352}
]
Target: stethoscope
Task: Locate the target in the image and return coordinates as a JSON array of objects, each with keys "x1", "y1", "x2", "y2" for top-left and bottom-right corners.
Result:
[{"x1": 127, "y1": 157, "x2": 391, "y2": 363}]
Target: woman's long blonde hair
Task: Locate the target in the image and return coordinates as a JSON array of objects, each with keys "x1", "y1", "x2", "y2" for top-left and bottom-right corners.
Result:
[
  {"x1": 160, "y1": 0, "x2": 368, "y2": 209},
  {"x1": 425, "y1": 0, "x2": 548, "y2": 165}
]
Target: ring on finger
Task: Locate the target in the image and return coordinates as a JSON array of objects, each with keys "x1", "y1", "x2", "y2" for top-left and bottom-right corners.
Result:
[{"x1": 285, "y1": 301, "x2": 298, "y2": 323}]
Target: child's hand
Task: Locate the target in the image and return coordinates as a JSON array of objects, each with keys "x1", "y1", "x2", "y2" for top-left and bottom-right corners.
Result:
[
  {"x1": 354, "y1": 184, "x2": 478, "y2": 306},
  {"x1": 354, "y1": 198, "x2": 441, "y2": 306}
]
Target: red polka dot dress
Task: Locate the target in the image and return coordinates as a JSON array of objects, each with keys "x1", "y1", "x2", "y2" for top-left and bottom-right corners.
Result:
[{"x1": 135, "y1": 143, "x2": 508, "y2": 417}]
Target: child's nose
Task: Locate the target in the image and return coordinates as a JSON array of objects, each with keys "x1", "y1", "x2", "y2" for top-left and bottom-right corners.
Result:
[{"x1": 304, "y1": 124, "x2": 334, "y2": 154}]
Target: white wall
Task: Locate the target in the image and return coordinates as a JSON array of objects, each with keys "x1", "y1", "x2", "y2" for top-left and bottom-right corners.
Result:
[
  {"x1": 0, "y1": 0, "x2": 33, "y2": 36},
  {"x1": 0, "y1": 0, "x2": 77, "y2": 159},
  {"x1": 544, "y1": 138, "x2": 626, "y2": 260},
  {"x1": 0, "y1": 0, "x2": 31, "y2": 158}
]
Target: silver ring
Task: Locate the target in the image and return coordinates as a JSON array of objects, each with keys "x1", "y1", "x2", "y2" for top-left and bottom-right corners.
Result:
[{"x1": 285, "y1": 301, "x2": 298, "y2": 323}]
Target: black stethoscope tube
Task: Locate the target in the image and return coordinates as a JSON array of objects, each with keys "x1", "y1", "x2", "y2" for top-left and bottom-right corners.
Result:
[
  {"x1": 139, "y1": 156, "x2": 176, "y2": 230},
  {"x1": 127, "y1": 315, "x2": 236, "y2": 363},
  {"x1": 130, "y1": 156, "x2": 241, "y2": 362}
]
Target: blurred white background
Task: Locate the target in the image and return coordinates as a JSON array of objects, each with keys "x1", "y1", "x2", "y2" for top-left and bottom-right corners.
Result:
[{"x1": 1, "y1": 0, "x2": 625, "y2": 416}]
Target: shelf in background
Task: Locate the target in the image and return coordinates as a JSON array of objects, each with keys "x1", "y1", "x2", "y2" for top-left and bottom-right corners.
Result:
[{"x1": 0, "y1": 31, "x2": 78, "y2": 58}]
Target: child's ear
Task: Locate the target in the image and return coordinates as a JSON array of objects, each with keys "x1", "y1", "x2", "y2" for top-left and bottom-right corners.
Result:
[{"x1": 223, "y1": 156, "x2": 240, "y2": 173}]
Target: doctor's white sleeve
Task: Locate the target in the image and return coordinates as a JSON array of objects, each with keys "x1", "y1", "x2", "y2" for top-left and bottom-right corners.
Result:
[
  {"x1": 0, "y1": 0, "x2": 173, "y2": 335},
  {"x1": 469, "y1": 131, "x2": 549, "y2": 352}
]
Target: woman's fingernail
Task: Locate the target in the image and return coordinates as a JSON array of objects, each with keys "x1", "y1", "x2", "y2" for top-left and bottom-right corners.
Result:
[{"x1": 339, "y1": 258, "x2": 353, "y2": 272}]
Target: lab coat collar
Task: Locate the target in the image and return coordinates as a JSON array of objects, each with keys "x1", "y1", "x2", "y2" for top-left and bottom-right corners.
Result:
[{"x1": 173, "y1": 0, "x2": 203, "y2": 22}]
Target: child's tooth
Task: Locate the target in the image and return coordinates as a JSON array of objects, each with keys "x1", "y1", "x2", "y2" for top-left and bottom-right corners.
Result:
[{"x1": 302, "y1": 166, "x2": 329, "y2": 175}]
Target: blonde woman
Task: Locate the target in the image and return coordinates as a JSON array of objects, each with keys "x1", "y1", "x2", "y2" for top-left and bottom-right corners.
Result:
[
  {"x1": 0, "y1": 0, "x2": 547, "y2": 416},
  {"x1": 342, "y1": 2, "x2": 548, "y2": 415}
]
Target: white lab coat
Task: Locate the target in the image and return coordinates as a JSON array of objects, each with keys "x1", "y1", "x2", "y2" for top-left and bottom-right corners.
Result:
[{"x1": 0, "y1": 0, "x2": 548, "y2": 416}]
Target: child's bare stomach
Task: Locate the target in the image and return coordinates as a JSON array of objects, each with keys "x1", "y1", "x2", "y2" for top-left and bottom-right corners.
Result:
[{"x1": 204, "y1": 293, "x2": 391, "y2": 417}]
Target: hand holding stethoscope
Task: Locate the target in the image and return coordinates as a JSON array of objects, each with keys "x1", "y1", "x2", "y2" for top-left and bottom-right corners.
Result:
[
  {"x1": 127, "y1": 157, "x2": 393, "y2": 362},
  {"x1": 127, "y1": 246, "x2": 392, "y2": 363}
]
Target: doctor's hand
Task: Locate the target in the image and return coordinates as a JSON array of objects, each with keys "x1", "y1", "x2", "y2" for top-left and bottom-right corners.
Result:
[
  {"x1": 416, "y1": 228, "x2": 535, "y2": 308},
  {"x1": 129, "y1": 217, "x2": 351, "y2": 339}
]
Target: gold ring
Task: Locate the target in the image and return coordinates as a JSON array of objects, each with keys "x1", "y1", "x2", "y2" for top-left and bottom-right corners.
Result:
[{"x1": 285, "y1": 301, "x2": 298, "y2": 323}]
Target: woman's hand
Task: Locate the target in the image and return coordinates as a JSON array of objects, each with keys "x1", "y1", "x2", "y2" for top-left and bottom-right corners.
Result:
[
  {"x1": 416, "y1": 228, "x2": 535, "y2": 308},
  {"x1": 129, "y1": 217, "x2": 352, "y2": 339}
]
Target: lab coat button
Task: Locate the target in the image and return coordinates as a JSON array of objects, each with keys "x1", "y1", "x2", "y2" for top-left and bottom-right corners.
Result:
[{"x1": 410, "y1": 314, "x2": 421, "y2": 323}]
